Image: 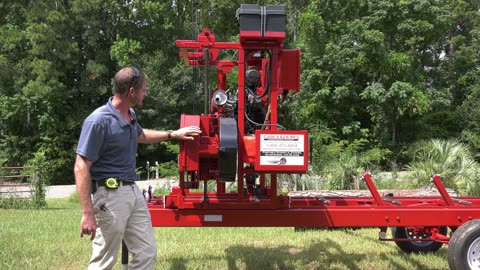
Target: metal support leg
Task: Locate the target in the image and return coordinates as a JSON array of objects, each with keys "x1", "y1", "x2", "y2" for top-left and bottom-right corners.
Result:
[{"x1": 121, "y1": 240, "x2": 128, "y2": 270}]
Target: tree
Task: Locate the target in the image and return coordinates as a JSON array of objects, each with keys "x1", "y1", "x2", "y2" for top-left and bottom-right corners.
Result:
[
  {"x1": 0, "y1": 0, "x2": 199, "y2": 183},
  {"x1": 361, "y1": 81, "x2": 430, "y2": 147},
  {"x1": 295, "y1": 0, "x2": 477, "y2": 167},
  {"x1": 0, "y1": 0, "x2": 480, "y2": 185}
]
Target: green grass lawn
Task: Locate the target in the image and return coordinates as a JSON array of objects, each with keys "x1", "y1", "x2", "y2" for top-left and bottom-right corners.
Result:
[{"x1": 0, "y1": 198, "x2": 449, "y2": 269}]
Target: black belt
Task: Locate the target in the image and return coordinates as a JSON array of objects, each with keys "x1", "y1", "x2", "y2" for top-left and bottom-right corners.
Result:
[{"x1": 94, "y1": 179, "x2": 135, "y2": 187}]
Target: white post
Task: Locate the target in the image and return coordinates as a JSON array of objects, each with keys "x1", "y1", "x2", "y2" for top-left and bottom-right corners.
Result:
[
  {"x1": 155, "y1": 161, "x2": 159, "y2": 179},
  {"x1": 146, "y1": 161, "x2": 150, "y2": 180}
]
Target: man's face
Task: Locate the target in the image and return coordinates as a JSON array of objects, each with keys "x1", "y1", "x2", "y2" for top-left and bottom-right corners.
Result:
[{"x1": 130, "y1": 81, "x2": 148, "y2": 108}]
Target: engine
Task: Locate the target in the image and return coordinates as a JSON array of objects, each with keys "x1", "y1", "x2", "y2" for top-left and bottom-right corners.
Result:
[{"x1": 174, "y1": 4, "x2": 307, "y2": 198}]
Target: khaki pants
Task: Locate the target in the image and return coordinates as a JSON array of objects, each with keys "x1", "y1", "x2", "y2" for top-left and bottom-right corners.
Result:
[{"x1": 88, "y1": 184, "x2": 157, "y2": 270}]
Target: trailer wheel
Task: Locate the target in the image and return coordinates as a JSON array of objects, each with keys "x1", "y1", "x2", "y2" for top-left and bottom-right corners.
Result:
[
  {"x1": 448, "y1": 219, "x2": 480, "y2": 270},
  {"x1": 391, "y1": 226, "x2": 447, "y2": 253}
]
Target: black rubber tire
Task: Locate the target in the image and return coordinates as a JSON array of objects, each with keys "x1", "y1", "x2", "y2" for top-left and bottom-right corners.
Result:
[
  {"x1": 448, "y1": 219, "x2": 480, "y2": 270},
  {"x1": 391, "y1": 226, "x2": 447, "y2": 253}
]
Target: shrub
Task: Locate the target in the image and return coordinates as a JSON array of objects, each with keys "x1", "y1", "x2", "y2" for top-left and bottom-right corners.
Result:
[{"x1": 403, "y1": 139, "x2": 480, "y2": 195}]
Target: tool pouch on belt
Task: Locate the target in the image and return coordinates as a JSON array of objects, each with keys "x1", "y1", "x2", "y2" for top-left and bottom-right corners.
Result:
[{"x1": 105, "y1": 177, "x2": 119, "y2": 189}]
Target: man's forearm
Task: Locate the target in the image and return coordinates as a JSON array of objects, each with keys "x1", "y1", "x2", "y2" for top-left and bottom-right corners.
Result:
[
  {"x1": 139, "y1": 129, "x2": 172, "y2": 144},
  {"x1": 138, "y1": 126, "x2": 202, "y2": 144},
  {"x1": 74, "y1": 155, "x2": 94, "y2": 214}
]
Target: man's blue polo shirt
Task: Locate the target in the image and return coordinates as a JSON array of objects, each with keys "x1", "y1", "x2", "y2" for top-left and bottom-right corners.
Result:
[{"x1": 76, "y1": 98, "x2": 143, "y2": 181}]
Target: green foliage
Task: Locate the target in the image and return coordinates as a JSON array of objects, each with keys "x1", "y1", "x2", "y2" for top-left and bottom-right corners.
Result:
[
  {"x1": 0, "y1": 0, "x2": 479, "y2": 185},
  {"x1": 157, "y1": 161, "x2": 178, "y2": 178},
  {"x1": 372, "y1": 173, "x2": 414, "y2": 190},
  {"x1": 296, "y1": 0, "x2": 475, "y2": 152},
  {"x1": 361, "y1": 81, "x2": 431, "y2": 146},
  {"x1": 320, "y1": 139, "x2": 391, "y2": 189},
  {"x1": 279, "y1": 169, "x2": 323, "y2": 191},
  {"x1": 0, "y1": 156, "x2": 48, "y2": 209},
  {"x1": 0, "y1": 198, "x2": 36, "y2": 209},
  {"x1": 153, "y1": 186, "x2": 171, "y2": 196},
  {"x1": 298, "y1": 11, "x2": 325, "y2": 54},
  {"x1": 25, "y1": 151, "x2": 48, "y2": 207},
  {"x1": 68, "y1": 191, "x2": 80, "y2": 204},
  {"x1": 110, "y1": 36, "x2": 142, "y2": 67},
  {"x1": 403, "y1": 139, "x2": 480, "y2": 195},
  {"x1": 135, "y1": 166, "x2": 146, "y2": 180},
  {"x1": 458, "y1": 83, "x2": 480, "y2": 155},
  {"x1": 0, "y1": 175, "x2": 47, "y2": 209}
]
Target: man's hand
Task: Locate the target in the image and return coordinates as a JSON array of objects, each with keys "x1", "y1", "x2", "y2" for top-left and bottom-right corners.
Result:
[
  {"x1": 172, "y1": 126, "x2": 202, "y2": 140},
  {"x1": 80, "y1": 211, "x2": 97, "y2": 240}
]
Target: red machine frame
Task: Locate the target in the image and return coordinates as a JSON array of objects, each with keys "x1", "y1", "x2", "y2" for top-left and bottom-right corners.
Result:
[{"x1": 147, "y1": 5, "x2": 480, "y2": 269}]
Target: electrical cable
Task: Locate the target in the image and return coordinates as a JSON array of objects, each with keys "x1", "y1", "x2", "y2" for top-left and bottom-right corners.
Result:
[{"x1": 244, "y1": 111, "x2": 285, "y2": 130}]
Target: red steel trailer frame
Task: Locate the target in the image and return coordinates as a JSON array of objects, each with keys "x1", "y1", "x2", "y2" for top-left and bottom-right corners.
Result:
[
  {"x1": 149, "y1": 174, "x2": 480, "y2": 231},
  {"x1": 147, "y1": 5, "x2": 480, "y2": 269}
]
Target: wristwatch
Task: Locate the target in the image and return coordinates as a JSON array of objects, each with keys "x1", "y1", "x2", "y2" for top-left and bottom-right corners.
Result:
[{"x1": 167, "y1": 130, "x2": 173, "y2": 139}]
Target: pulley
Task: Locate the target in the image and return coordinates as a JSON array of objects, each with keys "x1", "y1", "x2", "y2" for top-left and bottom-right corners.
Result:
[{"x1": 218, "y1": 117, "x2": 238, "y2": 181}]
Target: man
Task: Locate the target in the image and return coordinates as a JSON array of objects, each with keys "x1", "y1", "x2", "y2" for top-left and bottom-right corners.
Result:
[{"x1": 74, "y1": 66, "x2": 201, "y2": 269}]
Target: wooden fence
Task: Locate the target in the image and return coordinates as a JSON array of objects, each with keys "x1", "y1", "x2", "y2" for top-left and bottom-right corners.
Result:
[{"x1": 0, "y1": 166, "x2": 32, "y2": 198}]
